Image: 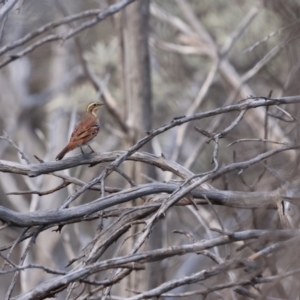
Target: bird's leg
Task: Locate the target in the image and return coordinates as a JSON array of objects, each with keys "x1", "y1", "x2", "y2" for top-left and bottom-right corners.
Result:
[
  {"x1": 80, "y1": 147, "x2": 85, "y2": 154},
  {"x1": 88, "y1": 145, "x2": 95, "y2": 153}
]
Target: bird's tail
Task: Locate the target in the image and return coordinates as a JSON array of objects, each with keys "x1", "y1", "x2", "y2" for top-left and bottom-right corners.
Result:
[{"x1": 55, "y1": 146, "x2": 70, "y2": 160}]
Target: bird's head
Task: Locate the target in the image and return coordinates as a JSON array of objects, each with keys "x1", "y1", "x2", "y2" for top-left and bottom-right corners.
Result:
[{"x1": 86, "y1": 102, "x2": 104, "y2": 117}]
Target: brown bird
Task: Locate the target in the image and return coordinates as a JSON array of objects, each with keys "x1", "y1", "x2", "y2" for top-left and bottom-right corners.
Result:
[{"x1": 55, "y1": 102, "x2": 103, "y2": 160}]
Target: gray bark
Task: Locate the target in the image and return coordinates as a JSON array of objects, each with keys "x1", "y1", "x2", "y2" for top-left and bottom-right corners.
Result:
[{"x1": 118, "y1": 0, "x2": 163, "y2": 292}]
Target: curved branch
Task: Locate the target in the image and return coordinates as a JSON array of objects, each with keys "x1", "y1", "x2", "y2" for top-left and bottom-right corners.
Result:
[
  {"x1": 16, "y1": 229, "x2": 298, "y2": 300},
  {"x1": 0, "y1": 0, "x2": 18, "y2": 22},
  {"x1": 0, "y1": 0, "x2": 137, "y2": 69},
  {"x1": 0, "y1": 151, "x2": 194, "y2": 178},
  {"x1": 1, "y1": 144, "x2": 298, "y2": 227},
  {"x1": 0, "y1": 180, "x2": 284, "y2": 228},
  {"x1": 0, "y1": 95, "x2": 299, "y2": 178},
  {"x1": 0, "y1": 9, "x2": 102, "y2": 57}
]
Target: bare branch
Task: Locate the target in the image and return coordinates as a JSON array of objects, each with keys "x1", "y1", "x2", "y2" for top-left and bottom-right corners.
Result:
[
  {"x1": 0, "y1": 0, "x2": 137, "y2": 69},
  {"x1": 15, "y1": 229, "x2": 298, "y2": 300},
  {"x1": 0, "y1": 0, "x2": 18, "y2": 22},
  {"x1": 6, "y1": 180, "x2": 70, "y2": 196},
  {"x1": 0, "y1": 131, "x2": 31, "y2": 164}
]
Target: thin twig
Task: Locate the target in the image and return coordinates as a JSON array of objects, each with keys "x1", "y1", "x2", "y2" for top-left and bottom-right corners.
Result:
[
  {"x1": 0, "y1": 0, "x2": 137, "y2": 69},
  {"x1": 227, "y1": 138, "x2": 287, "y2": 147},
  {"x1": 0, "y1": 0, "x2": 18, "y2": 22},
  {"x1": 0, "y1": 14, "x2": 8, "y2": 44},
  {"x1": 6, "y1": 180, "x2": 70, "y2": 196},
  {"x1": 0, "y1": 131, "x2": 31, "y2": 164},
  {"x1": 244, "y1": 18, "x2": 300, "y2": 53}
]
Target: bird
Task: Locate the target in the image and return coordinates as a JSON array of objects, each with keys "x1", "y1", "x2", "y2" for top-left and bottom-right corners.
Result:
[{"x1": 55, "y1": 102, "x2": 103, "y2": 160}]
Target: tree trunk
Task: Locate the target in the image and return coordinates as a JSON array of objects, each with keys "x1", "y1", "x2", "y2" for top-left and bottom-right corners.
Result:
[{"x1": 118, "y1": 0, "x2": 164, "y2": 294}]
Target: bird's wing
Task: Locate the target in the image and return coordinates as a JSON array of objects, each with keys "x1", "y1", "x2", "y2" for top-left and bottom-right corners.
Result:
[{"x1": 70, "y1": 120, "x2": 100, "y2": 142}]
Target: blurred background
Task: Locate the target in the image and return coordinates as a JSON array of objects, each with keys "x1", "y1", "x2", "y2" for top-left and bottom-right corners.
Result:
[{"x1": 1, "y1": 0, "x2": 300, "y2": 299}]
